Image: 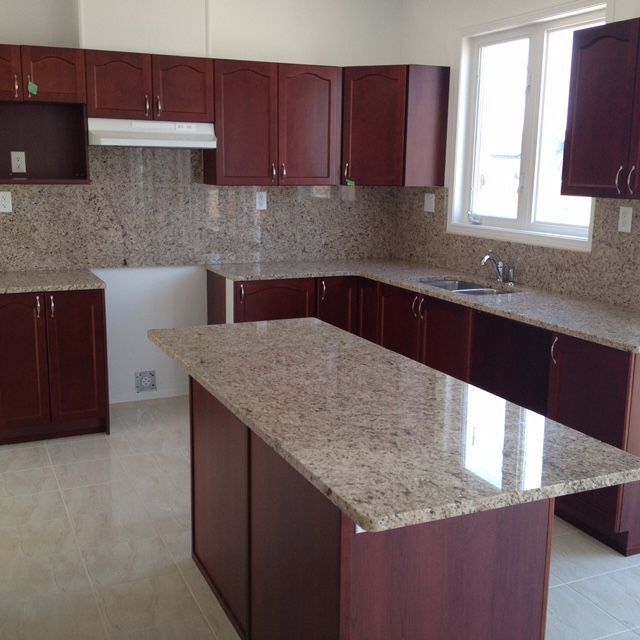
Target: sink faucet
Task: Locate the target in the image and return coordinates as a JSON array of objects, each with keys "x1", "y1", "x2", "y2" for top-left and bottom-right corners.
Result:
[{"x1": 481, "y1": 250, "x2": 515, "y2": 285}]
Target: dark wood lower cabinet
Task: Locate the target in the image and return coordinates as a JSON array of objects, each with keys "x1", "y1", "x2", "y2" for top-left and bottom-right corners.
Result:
[
  {"x1": 378, "y1": 284, "x2": 423, "y2": 360},
  {"x1": 317, "y1": 276, "x2": 358, "y2": 333},
  {"x1": 357, "y1": 278, "x2": 379, "y2": 343},
  {"x1": 235, "y1": 278, "x2": 316, "y2": 323},
  {"x1": 191, "y1": 383, "x2": 554, "y2": 640}
]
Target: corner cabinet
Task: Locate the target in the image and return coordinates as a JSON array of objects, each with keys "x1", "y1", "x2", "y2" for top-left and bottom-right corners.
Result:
[
  {"x1": 0, "y1": 290, "x2": 109, "y2": 444},
  {"x1": 562, "y1": 19, "x2": 640, "y2": 198},
  {"x1": 342, "y1": 65, "x2": 449, "y2": 186},
  {"x1": 234, "y1": 279, "x2": 317, "y2": 323},
  {"x1": 203, "y1": 60, "x2": 342, "y2": 186}
]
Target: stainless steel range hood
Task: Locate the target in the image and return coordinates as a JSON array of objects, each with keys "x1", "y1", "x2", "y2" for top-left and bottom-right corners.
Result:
[{"x1": 88, "y1": 118, "x2": 216, "y2": 148}]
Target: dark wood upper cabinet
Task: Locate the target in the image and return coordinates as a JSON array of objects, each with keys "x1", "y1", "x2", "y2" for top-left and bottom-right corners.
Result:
[
  {"x1": 152, "y1": 55, "x2": 214, "y2": 122},
  {"x1": 0, "y1": 293, "x2": 50, "y2": 433},
  {"x1": 0, "y1": 44, "x2": 22, "y2": 101},
  {"x1": 20, "y1": 46, "x2": 86, "y2": 103},
  {"x1": 206, "y1": 59, "x2": 278, "y2": 186},
  {"x1": 562, "y1": 19, "x2": 640, "y2": 198},
  {"x1": 235, "y1": 278, "x2": 316, "y2": 323},
  {"x1": 278, "y1": 64, "x2": 341, "y2": 185},
  {"x1": 316, "y1": 276, "x2": 358, "y2": 333},
  {"x1": 378, "y1": 284, "x2": 423, "y2": 361},
  {"x1": 46, "y1": 290, "x2": 108, "y2": 425},
  {"x1": 86, "y1": 50, "x2": 153, "y2": 119},
  {"x1": 342, "y1": 64, "x2": 449, "y2": 186}
]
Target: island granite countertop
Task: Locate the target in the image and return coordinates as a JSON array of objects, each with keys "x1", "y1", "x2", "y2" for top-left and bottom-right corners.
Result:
[
  {"x1": 0, "y1": 269, "x2": 106, "y2": 294},
  {"x1": 149, "y1": 318, "x2": 640, "y2": 532},
  {"x1": 206, "y1": 260, "x2": 640, "y2": 353}
]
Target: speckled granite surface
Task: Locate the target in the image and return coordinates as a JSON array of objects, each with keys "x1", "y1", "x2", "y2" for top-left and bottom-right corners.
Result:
[
  {"x1": 206, "y1": 260, "x2": 640, "y2": 353},
  {"x1": 148, "y1": 319, "x2": 640, "y2": 532},
  {"x1": 0, "y1": 269, "x2": 105, "y2": 294}
]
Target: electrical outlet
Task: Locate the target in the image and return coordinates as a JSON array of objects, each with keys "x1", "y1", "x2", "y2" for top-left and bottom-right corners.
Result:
[
  {"x1": 10, "y1": 151, "x2": 26, "y2": 173},
  {"x1": 256, "y1": 191, "x2": 267, "y2": 210},
  {"x1": 0, "y1": 192, "x2": 12, "y2": 213},
  {"x1": 423, "y1": 193, "x2": 436, "y2": 213},
  {"x1": 619, "y1": 206, "x2": 633, "y2": 233},
  {"x1": 135, "y1": 370, "x2": 157, "y2": 393}
]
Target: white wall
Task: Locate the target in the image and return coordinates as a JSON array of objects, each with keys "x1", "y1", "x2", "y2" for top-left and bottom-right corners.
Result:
[
  {"x1": 91, "y1": 267, "x2": 206, "y2": 404},
  {"x1": 0, "y1": 0, "x2": 79, "y2": 46}
]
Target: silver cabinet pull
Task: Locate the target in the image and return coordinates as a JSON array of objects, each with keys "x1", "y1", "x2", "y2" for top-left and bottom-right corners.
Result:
[
  {"x1": 144, "y1": 94, "x2": 150, "y2": 118},
  {"x1": 27, "y1": 74, "x2": 32, "y2": 98},
  {"x1": 157, "y1": 95, "x2": 162, "y2": 116},
  {"x1": 35, "y1": 295, "x2": 41, "y2": 319},
  {"x1": 344, "y1": 162, "x2": 350, "y2": 181},
  {"x1": 550, "y1": 336, "x2": 558, "y2": 366},
  {"x1": 628, "y1": 166, "x2": 637, "y2": 195},
  {"x1": 14, "y1": 73, "x2": 19, "y2": 98},
  {"x1": 271, "y1": 162, "x2": 277, "y2": 184},
  {"x1": 49, "y1": 295, "x2": 55, "y2": 319},
  {"x1": 281, "y1": 163, "x2": 287, "y2": 178},
  {"x1": 321, "y1": 280, "x2": 326, "y2": 302},
  {"x1": 411, "y1": 295, "x2": 418, "y2": 318},
  {"x1": 615, "y1": 165, "x2": 624, "y2": 194},
  {"x1": 418, "y1": 297, "x2": 425, "y2": 320},
  {"x1": 240, "y1": 284, "x2": 245, "y2": 304}
]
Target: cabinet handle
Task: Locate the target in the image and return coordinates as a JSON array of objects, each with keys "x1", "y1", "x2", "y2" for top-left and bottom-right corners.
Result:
[
  {"x1": 550, "y1": 336, "x2": 558, "y2": 366},
  {"x1": 35, "y1": 295, "x2": 41, "y2": 319},
  {"x1": 615, "y1": 165, "x2": 624, "y2": 195},
  {"x1": 157, "y1": 95, "x2": 162, "y2": 117},
  {"x1": 418, "y1": 297, "x2": 425, "y2": 320},
  {"x1": 411, "y1": 295, "x2": 418, "y2": 318},
  {"x1": 321, "y1": 279, "x2": 326, "y2": 302},
  {"x1": 240, "y1": 284, "x2": 245, "y2": 304},
  {"x1": 144, "y1": 94, "x2": 150, "y2": 118},
  {"x1": 628, "y1": 166, "x2": 636, "y2": 196},
  {"x1": 281, "y1": 163, "x2": 287, "y2": 178},
  {"x1": 344, "y1": 162, "x2": 350, "y2": 181},
  {"x1": 49, "y1": 295, "x2": 55, "y2": 319},
  {"x1": 26, "y1": 74, "x2": 32, "y2": 98},
  {"x1": 271, "y1": 162, "x2": 277, "y2": 184},
  {"x1": 14, "y1": 73, "x2": 19, "y2": 98}
]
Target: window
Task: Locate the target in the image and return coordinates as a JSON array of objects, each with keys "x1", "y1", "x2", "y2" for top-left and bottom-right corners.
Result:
[{"x1": 450, "y1": 8, "x2": 605, "y2": 250}]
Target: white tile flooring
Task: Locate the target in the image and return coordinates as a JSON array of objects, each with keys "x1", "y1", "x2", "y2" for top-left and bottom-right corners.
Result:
[{"x1": 0, "y1": 396, "x2": 639, "y2": 639}]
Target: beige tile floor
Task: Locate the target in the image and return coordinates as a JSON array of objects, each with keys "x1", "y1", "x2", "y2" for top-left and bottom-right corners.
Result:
[{"x1": 1, "y1": 395, "x2": 640, "y2": 639}]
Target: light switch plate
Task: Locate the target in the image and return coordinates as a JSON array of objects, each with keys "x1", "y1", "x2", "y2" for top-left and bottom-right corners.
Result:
[
  {"x1": 423, "y1": 192, "x2": 436, "y2": 213},
  {"x1": 10, "y1": 151, "x2": 26, "y2": 173},
  {"x1": 256, "y1": 191, "x2": 267, "y2": 210},
  {"x1": 619, "y1": 206, "x2": 633, "y2": 233},
  {"x1": 0, "y1": 192, "x2": 12, "y2": 213}
]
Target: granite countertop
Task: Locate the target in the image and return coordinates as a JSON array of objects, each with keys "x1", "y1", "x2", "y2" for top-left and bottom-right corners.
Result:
[
  {"x1": 0, "y1": 270, "x2": 106, "y2": 294},
  {"x1": 149, "y1": 318, "x2": 640, "y2": 532},
  {"x1": 206, "y1": 260, "x2": 640, "y2": 353}
]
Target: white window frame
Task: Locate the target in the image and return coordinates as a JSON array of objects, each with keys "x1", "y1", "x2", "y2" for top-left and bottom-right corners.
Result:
[{"x1": 448, "y1": 5, "x2": 606, "y2": 252}]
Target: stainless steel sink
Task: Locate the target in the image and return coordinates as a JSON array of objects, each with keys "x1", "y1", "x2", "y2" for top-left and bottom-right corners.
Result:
[{"x1": 417, "y1": 278, "x2": 511, "y2": 295}]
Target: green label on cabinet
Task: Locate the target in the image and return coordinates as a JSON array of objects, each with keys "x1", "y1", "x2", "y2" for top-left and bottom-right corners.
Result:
[{"x1": 27, "y1": 80, "x2": 38, "y2": 96}]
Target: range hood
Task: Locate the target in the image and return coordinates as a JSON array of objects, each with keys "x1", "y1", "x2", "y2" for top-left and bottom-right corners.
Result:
[{"x1": 87, "y1": 118, "x2": 216, "y2": 149}]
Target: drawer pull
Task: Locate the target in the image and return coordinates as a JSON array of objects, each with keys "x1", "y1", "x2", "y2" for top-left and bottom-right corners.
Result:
[
  {"x1": 550, "y1": 336, "x2": 558, "y2": 366},
  {"x1": 50, "y1": 295, "x2": 55, "y2": 319},
  {"x1": 411, "y1": 295, "x2": 418, "y2": 318},
  {"x1": 35, "y1": 295, "x2": 41, "y2": 319},
  {"x1": 240, "y1": 284, "x2": 245, "y2": 304}
]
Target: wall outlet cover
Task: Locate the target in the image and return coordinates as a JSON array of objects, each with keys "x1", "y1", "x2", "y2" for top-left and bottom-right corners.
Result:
[
  {"x1": 10, "y1": 151, "x2": 26, "y2": 174},
  {"x1": 0, "y1": 192, "x2": 12, "y2": 213},
  {"x1": 619, "y1": 206, "x2": 633, "y2": 233},
  {"x1": 256, "y1": 191, "x2": 267, "y2": 210},
  {"x1": 423, "y1": 192, "x2": 436, "y2": 213},
  {"x1": 135, "y1": 370, "x2": 157, "y2": 393}
]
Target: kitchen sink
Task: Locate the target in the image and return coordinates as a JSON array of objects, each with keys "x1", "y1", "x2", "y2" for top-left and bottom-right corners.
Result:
[{"x1": 417, "y1": 278, "x2": 512, "y2": 295}]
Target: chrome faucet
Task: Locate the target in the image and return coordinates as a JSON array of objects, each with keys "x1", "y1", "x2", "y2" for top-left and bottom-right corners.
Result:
[{"x1": 481, "y1": 250, "x2": 515, "y2": 285}]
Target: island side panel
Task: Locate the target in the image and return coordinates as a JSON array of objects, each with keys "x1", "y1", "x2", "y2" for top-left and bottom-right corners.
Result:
[
  {"x1": 345, "y1": 499, "x2": 554, "y2": 640},
  {"x1": 190, "y1": 379, "x2": 249, "y2": 638},
  {"x1": 207, "y1": 271, "x2": 228, "y2": 325}
]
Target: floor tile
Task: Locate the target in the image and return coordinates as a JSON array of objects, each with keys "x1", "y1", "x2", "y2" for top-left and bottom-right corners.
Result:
[
  {"x1": 109, "y1": 613, "x2": 214, "y2": 639},
  {"x1": 54, "y1": 458, "x2": 125, "y2": 489},
  {"x1": 63, "y1": 481, "x2": 147, "y2": 520},
  {"x1": 0, "y1": 490, "x2": 66, "y2": 527},
  {"x1": 161, "y1": 529, "x2": 191, "y2": 563},
  {"x1": 0, "y1": 516, "x2": 78, "y2": 559},
  {"x1": 0, "y1": 444, "x2": 50, "y2": 473},
  {"x1": 72, "y1": 510, "x2": 158, "y2": 550},
  {"x1": 553, "y1": 516, "x2": 579, "y2": 538},
  {"x1": 0, "y1": 466, "x2": 58, "y2": 496},
  {"x1": 545, "y1": 585, "x2": 627, "y2": 640},
  {"x1": 47, "y1": 437, "x2": 117, "y2": 466}
]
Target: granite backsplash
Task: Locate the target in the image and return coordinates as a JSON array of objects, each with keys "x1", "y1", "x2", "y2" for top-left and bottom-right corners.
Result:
[{"x1": 2, "y1": 147, "x2": 639, "y2": 310}]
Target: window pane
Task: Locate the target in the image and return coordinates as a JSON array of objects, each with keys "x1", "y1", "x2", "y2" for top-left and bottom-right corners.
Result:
[
  {"x1": 533, "y1": 23, "x2": 599, "y2": 227},
  {"x1": 471, "y1": 38, "x2": 530, "y2": 219}
]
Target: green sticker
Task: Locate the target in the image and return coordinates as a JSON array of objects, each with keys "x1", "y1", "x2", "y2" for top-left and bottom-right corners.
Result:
[
  {"x1": 346, "y1": 179, "x2": 356, "y2": 187},
  {"x1": 27, "y1": 80, "x2": 38, "y2": 96}
]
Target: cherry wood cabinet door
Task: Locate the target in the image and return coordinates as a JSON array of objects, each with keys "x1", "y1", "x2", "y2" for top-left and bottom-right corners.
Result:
[
  {"x1": 357, "y1": 278, "x2": 380, "y2": 344},
  {"x1": 0, "y1": 293, "x2": 50, "y2": 436},
  {"x1": 21, "y1": 46, "x2": 86, "y2": 103},
  {"x1": 151, "y1": 55, "x2": 214, "y2": 122},
  {"x1": 46, "y1": 290, "x2": 108, "y2": 425},
  {"x1": 235, "y1": 279, "x2": 316, "y2": 323},
  {"x1": 470, "y1": 312, "x2": 552, "y2": 415},
  {"x1": 549, "y1": 334, "x2": 632, "y2": 532},
  {"x1": 212, "y1": 60, "x2": 278, "y2": 185},
  {"x1": 562, "y1": 19, "x2": 639, "y2": 198},
  {"x1": 191, "y1": 380, "x2": 249, "y2": 638},
  {"x1": 342, "y1": 66, "x2": 407, "y2": 186},
  {"x1": 0, "y1": 45, "x2": 22, "y2": 101},
  {"x1": 278, "y1": 64, "x2": 341, "y2": 185},
  {"x1": 422, "y1": 297, "x2": 472, "y2": 382},
  {"x1": 317, "y1": 276, "x2": 358, "y2": 333},
  {"x1": 86, "y1": 50, "x2": 153, "y2": 119},
  {"x1": 378, "y1": 284, "x2": 422, "y2": 361}
]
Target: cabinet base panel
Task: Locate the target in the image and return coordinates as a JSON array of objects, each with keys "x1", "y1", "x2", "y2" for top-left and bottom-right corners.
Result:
[{"x1": 0, "y1": 416, "x2": 109, "y2": 445}]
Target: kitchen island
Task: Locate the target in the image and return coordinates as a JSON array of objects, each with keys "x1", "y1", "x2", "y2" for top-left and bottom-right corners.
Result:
[{"x1": 149, "y1": 318, "x2": 640, "y2": 640}]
